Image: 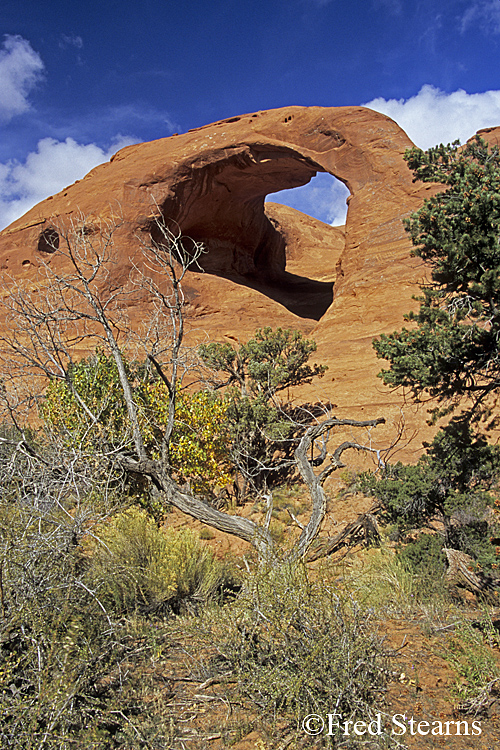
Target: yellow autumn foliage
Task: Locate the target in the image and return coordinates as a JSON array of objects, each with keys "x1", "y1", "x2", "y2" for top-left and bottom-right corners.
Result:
[{"x1": 41, "y1": 350, "x2": 231, "y2": 493}]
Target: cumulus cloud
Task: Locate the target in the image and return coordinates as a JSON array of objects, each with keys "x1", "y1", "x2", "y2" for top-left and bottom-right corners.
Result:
[
  {"x1": 364, "y1": 85, "x2": 500, "y2": 149},
  {"x1": 0, "y1": 35, "x2": 44, "y2": 122},
  {"x1": 0, "y1": 135, "x2": 137, "y2": 230}
]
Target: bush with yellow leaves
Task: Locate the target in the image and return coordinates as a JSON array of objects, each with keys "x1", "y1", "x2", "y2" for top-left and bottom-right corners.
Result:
[{"x1": 41, "y1": 349, "x2": 232, "y2": 495}]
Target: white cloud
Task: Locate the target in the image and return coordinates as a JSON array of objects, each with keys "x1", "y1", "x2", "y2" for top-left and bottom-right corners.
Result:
[
  {"x1": 59, "y1": 34, "x2": 84, "y2": 50},
  {"x1": 0, "y1": 135, "x2": 137, "y2": 230},
  {"x1": 364, "y1": 84, "x2": 500, "y2": 149},
  {"x1": 0, "y1": 35, "x2": 44, "y2": 122},
  {"x1": 461, "y1": 1, "x2": 500, "y2": 34}
]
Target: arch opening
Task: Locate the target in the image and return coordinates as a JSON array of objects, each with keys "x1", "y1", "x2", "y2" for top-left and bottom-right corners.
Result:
[
  {"x1": 154, "y1": 151, "x2": 345, "y2": 321},
  {"x1": 266, "y1": 172, "x2": 350, "y2": 227}
]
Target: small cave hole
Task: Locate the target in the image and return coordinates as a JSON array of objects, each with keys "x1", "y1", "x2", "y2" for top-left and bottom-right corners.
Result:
[{"x1": 37, "y1": 228, "x2": 59, "y2": 254}]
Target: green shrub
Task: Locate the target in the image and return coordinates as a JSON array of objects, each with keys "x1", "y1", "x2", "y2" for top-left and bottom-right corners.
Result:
[
  {"x1": 396, "y1": 533, "x2": 446, "y2": 576},
  {"x1": 0, "y1": 500, "x2": 124, "y2": 749},
  {"x1": 191, "y1": 563, "x2": 389, "y2": 742},
  {"x1": 442, "y1": 615, "x2": 500, "y2": 714},
  {"x1": 199, "y1": 327, "x2": 328, "y2": 494},
  {"x1": 89, "y1": 508, "x2": 235, "y2": 615},
  {"x1": 360, "y1": 421, "x2": 500, "y2": 573},
  {"x1": 394, "y1": 533, "x2": 450, "y2": 602}
]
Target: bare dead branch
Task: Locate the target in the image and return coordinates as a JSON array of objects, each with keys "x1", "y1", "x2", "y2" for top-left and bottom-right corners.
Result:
[{"x1": 290, "y1": 417, "x2": 385, "y2": 561}]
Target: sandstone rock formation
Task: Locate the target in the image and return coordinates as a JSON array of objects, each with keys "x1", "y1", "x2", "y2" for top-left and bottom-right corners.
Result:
[{"x1": 1, "y1": 107, "x2": 498, "y2": 455}]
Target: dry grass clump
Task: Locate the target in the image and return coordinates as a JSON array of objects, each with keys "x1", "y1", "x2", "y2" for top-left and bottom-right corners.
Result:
[
  {"x1": 88, "y1": 507, "x2": 238, "y2": 615},
  {"x1": 328, "y1": 540, "x2": 453, "y2": 620},
  {"x1": 0, "y1": 497, "x2": 238, "y2": 748},
  {"x1": 441, "y1": 613, "x2": 500, "y2": 715}
]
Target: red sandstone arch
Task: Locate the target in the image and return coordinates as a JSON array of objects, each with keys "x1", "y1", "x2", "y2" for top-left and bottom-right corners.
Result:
[{"x1": 0, "y1": 105, "x2": 461, "y2": 425}]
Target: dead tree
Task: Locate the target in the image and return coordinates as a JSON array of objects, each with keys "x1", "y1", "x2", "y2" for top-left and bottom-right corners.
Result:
[{"x1": 0, "y1": 214, "x2": 386, "y2": 562}]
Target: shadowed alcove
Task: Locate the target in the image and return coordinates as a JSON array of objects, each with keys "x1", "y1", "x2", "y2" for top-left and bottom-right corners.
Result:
[{"x1": 152, "y1": 146, "x2": 349, "y2": 320}]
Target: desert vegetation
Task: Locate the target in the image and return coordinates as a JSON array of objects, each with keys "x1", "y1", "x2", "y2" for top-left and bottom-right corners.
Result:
[{"x1": 1, "y1": 136, "x2": 500, "y2": 747}]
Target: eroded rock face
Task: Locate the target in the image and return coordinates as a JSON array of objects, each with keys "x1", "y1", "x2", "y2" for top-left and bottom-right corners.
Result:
[
  {"x1": 0, "y1": 106, "x2": 417, "y2": 325},
  {"x1": 1, "y1": 107, "x2": 497, "y2": 451}
]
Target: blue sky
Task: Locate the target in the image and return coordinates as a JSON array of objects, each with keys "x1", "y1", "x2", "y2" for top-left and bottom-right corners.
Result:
[{"x1": 1, "y1": 0, "x2": 500, "y2": 229}]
